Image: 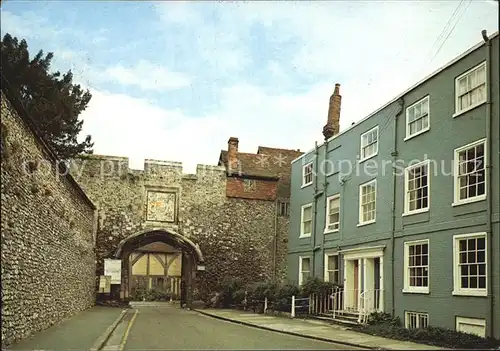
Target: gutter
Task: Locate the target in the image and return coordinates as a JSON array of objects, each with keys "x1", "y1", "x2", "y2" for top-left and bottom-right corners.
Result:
[
  {"x1": 481, "y1": 29, "x2": 494, "y2": 338},
  {"x1": 390, "y1": 98, "x2": 405, "y2": 317}
]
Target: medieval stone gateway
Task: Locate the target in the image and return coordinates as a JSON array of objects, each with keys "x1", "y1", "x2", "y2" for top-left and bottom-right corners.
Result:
[{"x1": 113, "y1": 228, "x2": 204, "y2": 307}]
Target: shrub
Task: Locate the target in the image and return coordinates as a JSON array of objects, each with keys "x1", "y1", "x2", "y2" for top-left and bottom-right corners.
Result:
[
  {"x1": 300, "y1": 276, "x2": 341, "y2": 297},
  {"x1": 131, "y1": 288, "x2": 171, "y2": 302},
  {"x1": 357, "y1": 312, "x2": 500, "y2": 350}
]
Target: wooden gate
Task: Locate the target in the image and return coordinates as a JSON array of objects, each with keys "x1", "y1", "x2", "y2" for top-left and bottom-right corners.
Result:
[{"x1": 129, "y1": 251, "x2": 182, "y2": 300}]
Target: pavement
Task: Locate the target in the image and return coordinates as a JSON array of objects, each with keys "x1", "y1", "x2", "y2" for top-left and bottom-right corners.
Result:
[
  {"x1": 194, "y1": 308, "x2": 447, "y2": 350},
  {"x1": 6, "y1": 306, "x2": 125, "y2": 351}
]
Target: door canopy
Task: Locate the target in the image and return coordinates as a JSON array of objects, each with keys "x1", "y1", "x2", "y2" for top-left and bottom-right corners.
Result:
[{"x1": 113, "y1": 227, "x2": 204, "y2": 264}]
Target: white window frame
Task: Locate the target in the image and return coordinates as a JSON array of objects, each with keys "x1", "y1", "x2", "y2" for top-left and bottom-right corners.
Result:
[
  {"x1": 403, "y1": 239, "x2": 430, "y2": 294},
  {"x1": 298, "y1": 256, "x2": 311, "y2": 286},
  {"x1": 324, "y1": 194, "x2": 340, "y2": 233},
  {"x1": 300, "y1": 203, "x2": 313, "y2": 238},
  {"x1": 455, "y1": 317, "x2": 486, "y2": 338},
  {"x1": 405, "y1": 95, "x2": 430, "y2": 140},
  {"x1": 405, "y1": 311, "x2": 429, "y2": 329},
  {"x1": 403, "y1": 160, "x2": 430, "y2": 216},
  {"x1": 359, "y1": 126, "x2": 379, "y2": 162},
  {"x1": 358, "y1": 179, "x2": 377, "y2": 226},
  {"x1": 324, "y1": 253, "x2": 340, "y2": 284},
  {"x1": 453, "y1": 61, "x2": 487, "y2": 117},
  {"x1": 452, "y1": 232, "x2": 487, "y2": 297},
  {"x1": 302, "y1": 162, "x2": 313, "y2": 187},
  {"x1": 452, "y1": 138, "x2": 487, "y2": 207}
]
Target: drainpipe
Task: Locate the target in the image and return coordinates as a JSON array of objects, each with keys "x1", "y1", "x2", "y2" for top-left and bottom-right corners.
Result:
[
  {"x1": 481, "y1": 29, "x2": 494, "y2": 338},
  {"x1": 311, "y1": 141, "x2": 320, "y2": 276},
  {"x1": 321, "y1": 140, "x2": 329, "y2": 276},
  {"x1": 390, "y1": 98, "x2": 404, "y2": 317}
]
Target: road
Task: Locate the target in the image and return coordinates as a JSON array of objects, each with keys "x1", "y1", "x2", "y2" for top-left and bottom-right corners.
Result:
[{"x1": 106, "y1": 305, "x2": 360, "y2": 350}]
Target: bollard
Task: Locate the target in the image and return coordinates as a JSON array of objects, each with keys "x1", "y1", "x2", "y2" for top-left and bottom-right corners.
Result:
[
  {"x1": 291, "y1": 295, "x2": 296, "y2": 318},
  {"x1": 264, "y1": 297, "x2": 268, "y2": 314}
]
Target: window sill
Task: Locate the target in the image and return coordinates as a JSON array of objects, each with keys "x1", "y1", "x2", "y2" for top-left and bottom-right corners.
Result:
[
  {"x1": 452, "y1": 101, "x2": 486, "y2": 118},
  {"x1": 299, "y1": 234, "x2": 311, "y2": 239},
  {"x1": 324, "y1": 228, "x2": 339, "y2": 234},
  {"x1": 402, "y1": 208, "x2": 429, "y2": 217},
  {"x1": 452, "y1": 195, "x2": 486, "y2": 207},
  {"x1": 452, "y1": 289, "x2": 487, "y2": 297},
  {"x1": 357, "y1": 220, "x2": 376, "y2": 227},
  {"x1": 301, "y1": 182, "x2": 313, "y2": 189},
  {"x1": 402, "y1": 288, "x2": 429, "y2": 294},
  {"x1": 359, "y1": 153, "x2": 378, "y2": 164},
  {"x1": 404, "y1": 127, "x2": 430, "y2": 141}
]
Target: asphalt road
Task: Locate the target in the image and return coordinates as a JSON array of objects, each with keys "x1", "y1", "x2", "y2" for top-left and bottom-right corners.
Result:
[{"x1": 120, "y1": 306, "x2": 356, "y2": 350}]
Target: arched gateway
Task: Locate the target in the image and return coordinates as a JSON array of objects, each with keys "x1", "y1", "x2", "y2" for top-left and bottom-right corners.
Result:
[{"x1": 113, "y1": 228, "x2": 204, "y2": 308}]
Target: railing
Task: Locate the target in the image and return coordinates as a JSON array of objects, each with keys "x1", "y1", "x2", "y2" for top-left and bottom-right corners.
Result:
[{"x1": 305, "y1": 288, "x2": 384, "y2": 324}]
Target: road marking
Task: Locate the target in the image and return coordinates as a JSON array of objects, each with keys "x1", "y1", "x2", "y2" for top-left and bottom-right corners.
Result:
[{"x1": 119, "y1": 309, "x2": 138, "y2": 351}]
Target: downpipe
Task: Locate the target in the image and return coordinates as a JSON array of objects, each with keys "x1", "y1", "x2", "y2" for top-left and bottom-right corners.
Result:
[
  {"x1": 481, "y1": 29, "x2": 494, "y2": 338},
  {"x1": 391, "y1": 98, "x2": 404, "y2": 317},
  {"x1": 321, "y1": 141, "x2": 329, "y2": 271},
  {"x1": 311, "y1": 141, "x2": 320, "y2": 277}
]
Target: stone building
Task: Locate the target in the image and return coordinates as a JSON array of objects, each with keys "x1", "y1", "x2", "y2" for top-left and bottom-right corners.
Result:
[
  {"x1": 1, "y1": 76, "x2": 97, "y2": 347},
  {"x1": 71, "y1": 138, "x2": 302, "y2": 307}
]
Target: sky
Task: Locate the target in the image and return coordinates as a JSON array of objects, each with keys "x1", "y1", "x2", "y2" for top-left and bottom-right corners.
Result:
[{"x1": 1, "y1": 0, "x2": 498, "y2": 173}]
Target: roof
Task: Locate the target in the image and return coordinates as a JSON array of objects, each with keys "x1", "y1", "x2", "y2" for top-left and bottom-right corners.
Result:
[
  {"x1": 292, "y1": 30, "x2": 499, "y2": 165},
  {"x1": 218, "y1": 146, "x2": 304, "y2": 180},
  {"x1": 1, "y1": 72, "x2": 96, "y2": 210}
]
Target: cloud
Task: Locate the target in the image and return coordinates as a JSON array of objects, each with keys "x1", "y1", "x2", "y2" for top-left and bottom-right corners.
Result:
[
  {"x1": 79, "y1": 82, "x2": 331, "y2": 173},
  {"x1": 104, "y1": 60, "x2": 191, "y2": 91},
  {"x1": 3, "y1": 1, "x2": 498, "y2": 175}
]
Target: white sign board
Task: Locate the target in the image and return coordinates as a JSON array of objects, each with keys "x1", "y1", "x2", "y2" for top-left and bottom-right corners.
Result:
[
  {"x1": 197, "y1": 265, "x2": 205, "y2": 271},
  {"x1": 104, "y1": 259, "x2": 122, "y2": 284}
]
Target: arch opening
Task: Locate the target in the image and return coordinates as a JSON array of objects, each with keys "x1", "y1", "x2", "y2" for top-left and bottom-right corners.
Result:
[{"x1": 113, "y1": 228, "x2": 203, "y2": 307}]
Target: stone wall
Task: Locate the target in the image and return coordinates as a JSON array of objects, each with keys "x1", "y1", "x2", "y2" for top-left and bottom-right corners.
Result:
[
  {"x1": 0, "y1": 91, "x2": 97, "y2": 347},
  {"x1": 71, "y1": 155, "x2": 289, "y2": 297}
]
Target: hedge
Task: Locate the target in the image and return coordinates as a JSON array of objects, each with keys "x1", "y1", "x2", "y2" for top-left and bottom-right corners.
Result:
[
  {"x1": 209, "y1": 276, "x2": 341, "y2": 312},
  {"x1": 356, "y1": 312, "x2": 500, "y2": 350}
]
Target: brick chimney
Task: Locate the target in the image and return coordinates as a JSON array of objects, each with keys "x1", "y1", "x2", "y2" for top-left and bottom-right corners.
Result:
[
  {"x1": 227, "y1": 137, "x2": 239, "y2": 170},
  {"x1": 323, "y1": 83, "x2": 341, "y2": 140}
]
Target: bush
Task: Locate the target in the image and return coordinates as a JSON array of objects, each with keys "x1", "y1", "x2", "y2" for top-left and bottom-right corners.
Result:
[
  {"x1": 357, "y1": 312, "x2": 500, "y2": 349},
  {"x1": 300, "y1": 276, "x2": 341, "y2": 297},
  {"x1": 131, "y1": 288, "x2": 171, "y2": 302},
  {"x1": 218, "y1": 277, "x2": 246, "y2": 307}
]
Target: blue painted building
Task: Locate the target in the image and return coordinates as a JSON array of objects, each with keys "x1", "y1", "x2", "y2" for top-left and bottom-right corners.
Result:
[{"x1": 287, "y1": 31, "x2": 499, "y2": 338}]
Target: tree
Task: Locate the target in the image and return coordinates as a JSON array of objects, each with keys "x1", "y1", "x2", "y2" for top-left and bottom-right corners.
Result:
[{"x1": 1, "y1": 33, "x2": 93, "y2": 159}]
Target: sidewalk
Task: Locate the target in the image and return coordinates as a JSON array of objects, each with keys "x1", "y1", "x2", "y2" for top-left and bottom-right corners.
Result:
[
  {"x1": 194, "y1": 308, "x2": 446, "y2": 350},
  {"x1": 6, "y1": 306, "x2": 126, "y2": 351}
]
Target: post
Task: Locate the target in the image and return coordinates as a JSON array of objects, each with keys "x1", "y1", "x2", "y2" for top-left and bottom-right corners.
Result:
[
  {"x1": 291, "y1": 295, "x2": 296, "y2": 318},
  {"x1": 264, "y1": 297, "x2": 268, "y2": 314}
]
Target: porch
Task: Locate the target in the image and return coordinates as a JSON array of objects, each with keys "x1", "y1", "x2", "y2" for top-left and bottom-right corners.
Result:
[{"x1": 313, "y1": 245, "x2": 386, "y2": 325}]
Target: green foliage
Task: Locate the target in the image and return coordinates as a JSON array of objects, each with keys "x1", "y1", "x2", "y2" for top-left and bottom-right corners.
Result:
[
  {"x1": 358, "y1": 312, "x2": 500, "y2": 350},
  {"x1": 213, "y1": 277, "x2": 338, "y2": 313},
  {"x1": 299, "y1": 276, "x2": 341, "y2": 297},
  {"x1": 366, "y1": 311, "x2": 401, "y2": 327},
  {"x1": 131, "y1": 288, "x2": 171, "y2": 302},
  {"x1": 1, "y1": 33, "x2": 93, "y2": 160}
]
